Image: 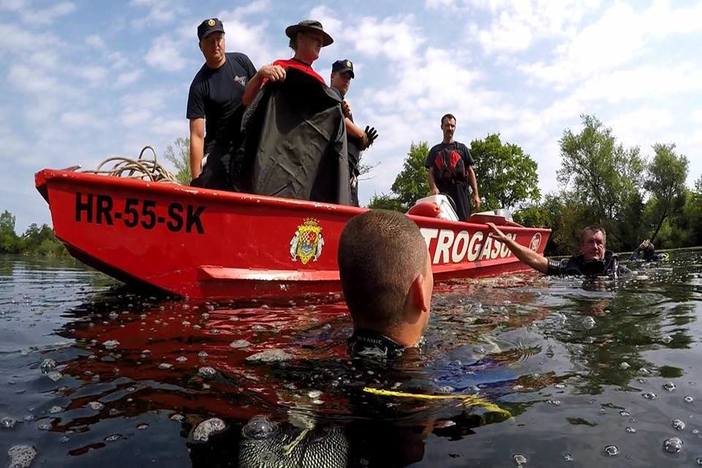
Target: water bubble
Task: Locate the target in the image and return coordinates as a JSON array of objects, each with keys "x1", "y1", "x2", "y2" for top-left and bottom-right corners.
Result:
[
  {"x1": 563, "y1": 453, "x2": 574, "y2": 462},
  {"x1": 170, "y1": 414, "x2": 184, "y2": 422},
  {"x1": 87, "y1": 401, "x2": 104, "y2": 411},
  {"x1": 555, "y1": 383, "x2": 566, "y2": 389},
  {"x1": 175, "y1": 356, "x2": 188, "y2": 363},
  {"x1": 229, "y1": 340, "x2": 251, "y2": 349},
  {"x1": 198, "y1": 367, "x2": 216, "y2": 378},
  {"x1": 661, "y1": 335, "x2": 673, "y2": 344},
  {"x1": 8, "y1": 445, "x2": 37, "y2": 468},
  {"x1": 642, "y1": 392, "x2": 657, "y2": 400},
  {"x1": 37, "y1": 422, "x2": 51, "y2": 431},
  {"x1": 619, "y1": 362, "x2": 630, "y2": 370},
  {"x1": 181, "y1": 321, "x2": 191, "y2": 326},
  {"x1": 39, "y1": 359, "x2": 56, "y2": 374},
  {"x1": 639, "y1": 368, "x2": 651, "y2": 376},
  {"x1": 103, "y1": 340, "x2": 120, "y2": 350},
  {"x1": 308, "y1": 390, "x2": 322, "y2": 399},
  {"x1": 663, "y1": 382, "x2": 677, "y2": 392},
  {"x1": 137, "y1": 423, "x2": 148, "y2": 430},
  {"x1": 684, "y1": 396, "x2": 694, "y2": 403},
  {"x1": 582, "y1": 316, "x2": 596, "y2": 329},
  {"x1": 48, "y1": 406, "x2": 63, "y2": 414},
  {"x1": 242, "y1": 415, "x2": 276, "y2": 439},
  {"x1": 513, "y1": 453, "x2": 527, "y2": 466},
  {"x1": 108, "y1": 312, "x2": 118, "y2": 320},
  {"x1": 246, "y1": 349, "x2": 293, "y2": 362},
  {"x1": 603, "y1": 445, "x2": 619, "y2": 456},
  {"x1": 192, "y1": 418, "x2": 226, "y2": 442},
  {"x1": 197, "y1": 351, "x2": 208, "y2": 359},
  {"x1": 696, "y1": 457, "x2": 702, "y2": 465},
  {"x1": 104, "y1": 434, "x2": 122, "y2": 442},
  {"x1": 1, "y1": 417, "x2": 17, "y2": 429},
  {"x1": 619, "y1": 410, "x2": 630, "y2": 417},
  {"x1": 547, "y1": 400, "x2": 561, "y2": 406},
  {"x1": 663, "y1": 437, "x2": 683, "y2": 454},
  {"x1": 672, "y1": 419, "x2": 686, "y2": 431},
  {"x1": 625, "y1": 426, "x2": 637, "y2": 433},
  {"x1": 157, "y1": 363, "x2": 173, "y2": 370}
]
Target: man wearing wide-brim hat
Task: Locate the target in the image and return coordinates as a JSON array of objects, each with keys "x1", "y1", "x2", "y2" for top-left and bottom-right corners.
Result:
[{"x1": 242, "y1": 20, "x2": 333, "y2": 106}]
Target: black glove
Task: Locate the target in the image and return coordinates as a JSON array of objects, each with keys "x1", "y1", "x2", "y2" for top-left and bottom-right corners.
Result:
[{"x1": 362, "y1": 126, "x2": 378, "y2": 149}]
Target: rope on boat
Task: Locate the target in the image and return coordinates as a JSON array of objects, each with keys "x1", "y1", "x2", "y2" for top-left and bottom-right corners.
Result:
[
  {"x1": 362, "y1": 386, "x2": 512, "y2": 418},
  {"x1": 82, "y1": 146, "x2": 178, "y2": 183}
]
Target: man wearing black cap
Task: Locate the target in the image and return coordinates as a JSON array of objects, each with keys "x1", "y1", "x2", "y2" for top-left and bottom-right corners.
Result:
[
  {"x1": 330, "y1": 59, "x2": 378, "y2": 206},
  {"x1": 188, "y1": 18, "x2": 281, "y2": 189},
  {"x1": 242, "y1": 19, "x2": 332, "y2": 106}
]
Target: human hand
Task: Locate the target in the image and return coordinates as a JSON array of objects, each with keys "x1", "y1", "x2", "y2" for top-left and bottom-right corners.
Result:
[
  {"x1": 486, "y1": 222, "x2": 509, "y2": 242},
  {"x1": 471, "y1": 193, "x2": 481, "y2": 210},
  {"x1": 364, "y1": 126, "x2": 378, "y2": 146},
  {"x1": 341, "y1": 100, "x2": 352, "y2": 118},
  {"x1": 260, "y1": 64, "x2": 286, "y2": 82},
  {"x1": 430, "y1": 186, "x2": 440, "y2": 195}
]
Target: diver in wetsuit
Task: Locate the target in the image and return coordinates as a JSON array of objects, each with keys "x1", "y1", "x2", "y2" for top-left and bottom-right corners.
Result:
[
  {"x1": 630, "y1": 239, "x2": 663, "y2": 262},
  {"x1": 488, "y1": 223, "x2": 625, "y2": 276}
]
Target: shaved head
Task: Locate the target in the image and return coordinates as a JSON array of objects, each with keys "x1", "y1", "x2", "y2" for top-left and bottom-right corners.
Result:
[{"x1": 338, "y1": 210, "x2": 428, "y2": 329}]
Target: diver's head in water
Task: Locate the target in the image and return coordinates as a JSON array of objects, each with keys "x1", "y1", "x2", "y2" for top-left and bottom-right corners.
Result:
[
  {"x1": 338, "y1": 210, "x2": 433, "y2": 347},
  {"x1": 579, "y1": 224, "x2": 607, "y2": 262}
]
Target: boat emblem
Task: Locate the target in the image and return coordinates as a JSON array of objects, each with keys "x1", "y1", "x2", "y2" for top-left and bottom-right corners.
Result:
[
  {"x1": 289, "y1": 218, "x2": 324, "y2": 264},
  {"x1": 207, "y1": 19, "x2": 216, "y2": 26},
  {"x1": 529, "y1": 233, "x2": 542, "y2": 252}
]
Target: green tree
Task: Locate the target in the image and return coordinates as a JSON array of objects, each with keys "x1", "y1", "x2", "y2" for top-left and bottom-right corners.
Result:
[
  {"x1": 643, "y1": 143, "x2": 689, "y2": 243},
  {"x1": 367, "y1": 193, "x2": 405, "y2": 211},
  {"x1": 558, "y1": 115, "x2": 644, "y2": 249},
  {"x1": 389, "y1": 142, "x2": 431, "y2": 210},
  {"x1": 0, "y1": 210, "x2": 20, "y2": 253},
  {"x1": 470, "y1": 133, "x2": 540, "y2": 210},
  {"x1": 163, "y1": 137, "x2": 191, "y2": 185}
]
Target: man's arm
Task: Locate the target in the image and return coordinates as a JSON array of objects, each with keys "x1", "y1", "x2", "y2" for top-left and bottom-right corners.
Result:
[
  {"x1": 427, "y1": 170, "x2": 439, "y2": 195},
  {"x1": 467, "y1": 166, "x2": 480, "y2": 210},
  {"x1": 189, "y1": 118, "x2": 205, "y2": 179},
  {"x1": 242, "y1": 64, "x2": 286, "y2": 106},
  {"x1": 344, "y1": 117, "x2": 365, "y2": 139},
  {"x1": 487, "y1": 222, "x2": 548, "y2": 273}
]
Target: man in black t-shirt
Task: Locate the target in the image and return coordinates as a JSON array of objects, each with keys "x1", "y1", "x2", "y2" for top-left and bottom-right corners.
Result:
[
  {"x1": 329, "y1": 59, "x2": 378, "y2": 206},
  {"x1": 187, "y1": 18, "x2": 283, "y2": 189},
  {"x1": 424, "y1": 114, "x2": 480, "y2": 221}
]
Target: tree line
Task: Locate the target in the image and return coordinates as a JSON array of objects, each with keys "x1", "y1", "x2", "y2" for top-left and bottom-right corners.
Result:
[
  {"x1": 0, "y1": 210, "x2": 67, "y2": 256},
  {"x1": 370, "y1": 114, "x2": 700, "y2": 256}
]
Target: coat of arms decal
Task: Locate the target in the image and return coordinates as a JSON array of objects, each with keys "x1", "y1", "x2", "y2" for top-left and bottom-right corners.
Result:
[{"x1": 289, "y1": 219, "x2": 324, "y2": 264}]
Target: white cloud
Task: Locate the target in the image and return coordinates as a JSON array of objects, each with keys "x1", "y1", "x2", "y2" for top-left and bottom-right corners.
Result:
[
  {"x1": 29, "y1": 1, "x2": 75, "y2": 25},
  {"x1": 130, "y1": 0, "x2": 185, "y2": 26},
  {"x1": 77, "y1": 65, "x2": 108, "y2": 85},
  {"x1": 115, "y1": 69, "x2": 142, "y2": 87},
  {"x1": 7, "y1": 64, "x2": 59, "y2": 93},
  {"x1": 60, "y1": 111, "x2": 105, "y2": 129},
  {"x1": 86, "y1": 34, "x2": 106, "y2": 49},
  {"x1": 230, "y1": 0, "x2": 270, "y2": 17},
  {"x1": 145, "y1": 35, "x2": 188, "y2": 71},
  {"x1": 349, "y1": 15, "x2": 424, "y2": 61}
]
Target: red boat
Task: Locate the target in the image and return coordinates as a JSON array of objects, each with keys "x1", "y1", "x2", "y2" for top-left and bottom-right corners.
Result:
[{"x1": 35, "y1": 169, "x2": 550, "y2": 300}]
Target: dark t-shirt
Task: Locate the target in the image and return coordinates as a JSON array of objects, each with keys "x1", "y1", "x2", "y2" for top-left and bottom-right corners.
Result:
[
  {"x1": 186, "y1": 52, "x2": 256, "y2": 155},
  {"x1": 424, "y1": 141, "x2": 475, "y2": 221}
]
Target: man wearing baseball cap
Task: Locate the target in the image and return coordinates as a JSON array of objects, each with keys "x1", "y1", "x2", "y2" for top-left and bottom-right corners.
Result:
[
  {"x1": 187, "y1": 18, "x2": 267, "y2": 189},
  {"x1": 242, "y1": 19, "x2": 333, "y2": 106},
  {"x1": 330, "y1": 59, "x2": 378, "y2": 206}
]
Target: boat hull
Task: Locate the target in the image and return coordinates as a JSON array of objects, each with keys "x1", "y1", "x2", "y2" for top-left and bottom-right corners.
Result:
[{"x1": 35, "y1": 169, "x2": 551, "y2": 300}]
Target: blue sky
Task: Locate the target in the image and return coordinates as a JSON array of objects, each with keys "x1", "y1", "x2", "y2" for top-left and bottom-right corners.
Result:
[{"x1": 2, "y1": 0, "x2": 701, "y2": 231}]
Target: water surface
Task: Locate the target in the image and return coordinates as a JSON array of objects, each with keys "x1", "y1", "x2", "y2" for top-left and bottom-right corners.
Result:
[{"x1": 1, "y1": 251, "x2": 701, "y2": 467}]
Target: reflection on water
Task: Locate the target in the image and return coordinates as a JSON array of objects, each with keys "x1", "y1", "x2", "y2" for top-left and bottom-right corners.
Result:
[{"x1": 1, "y1": 251, "x2": 702, "y2": 466}]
